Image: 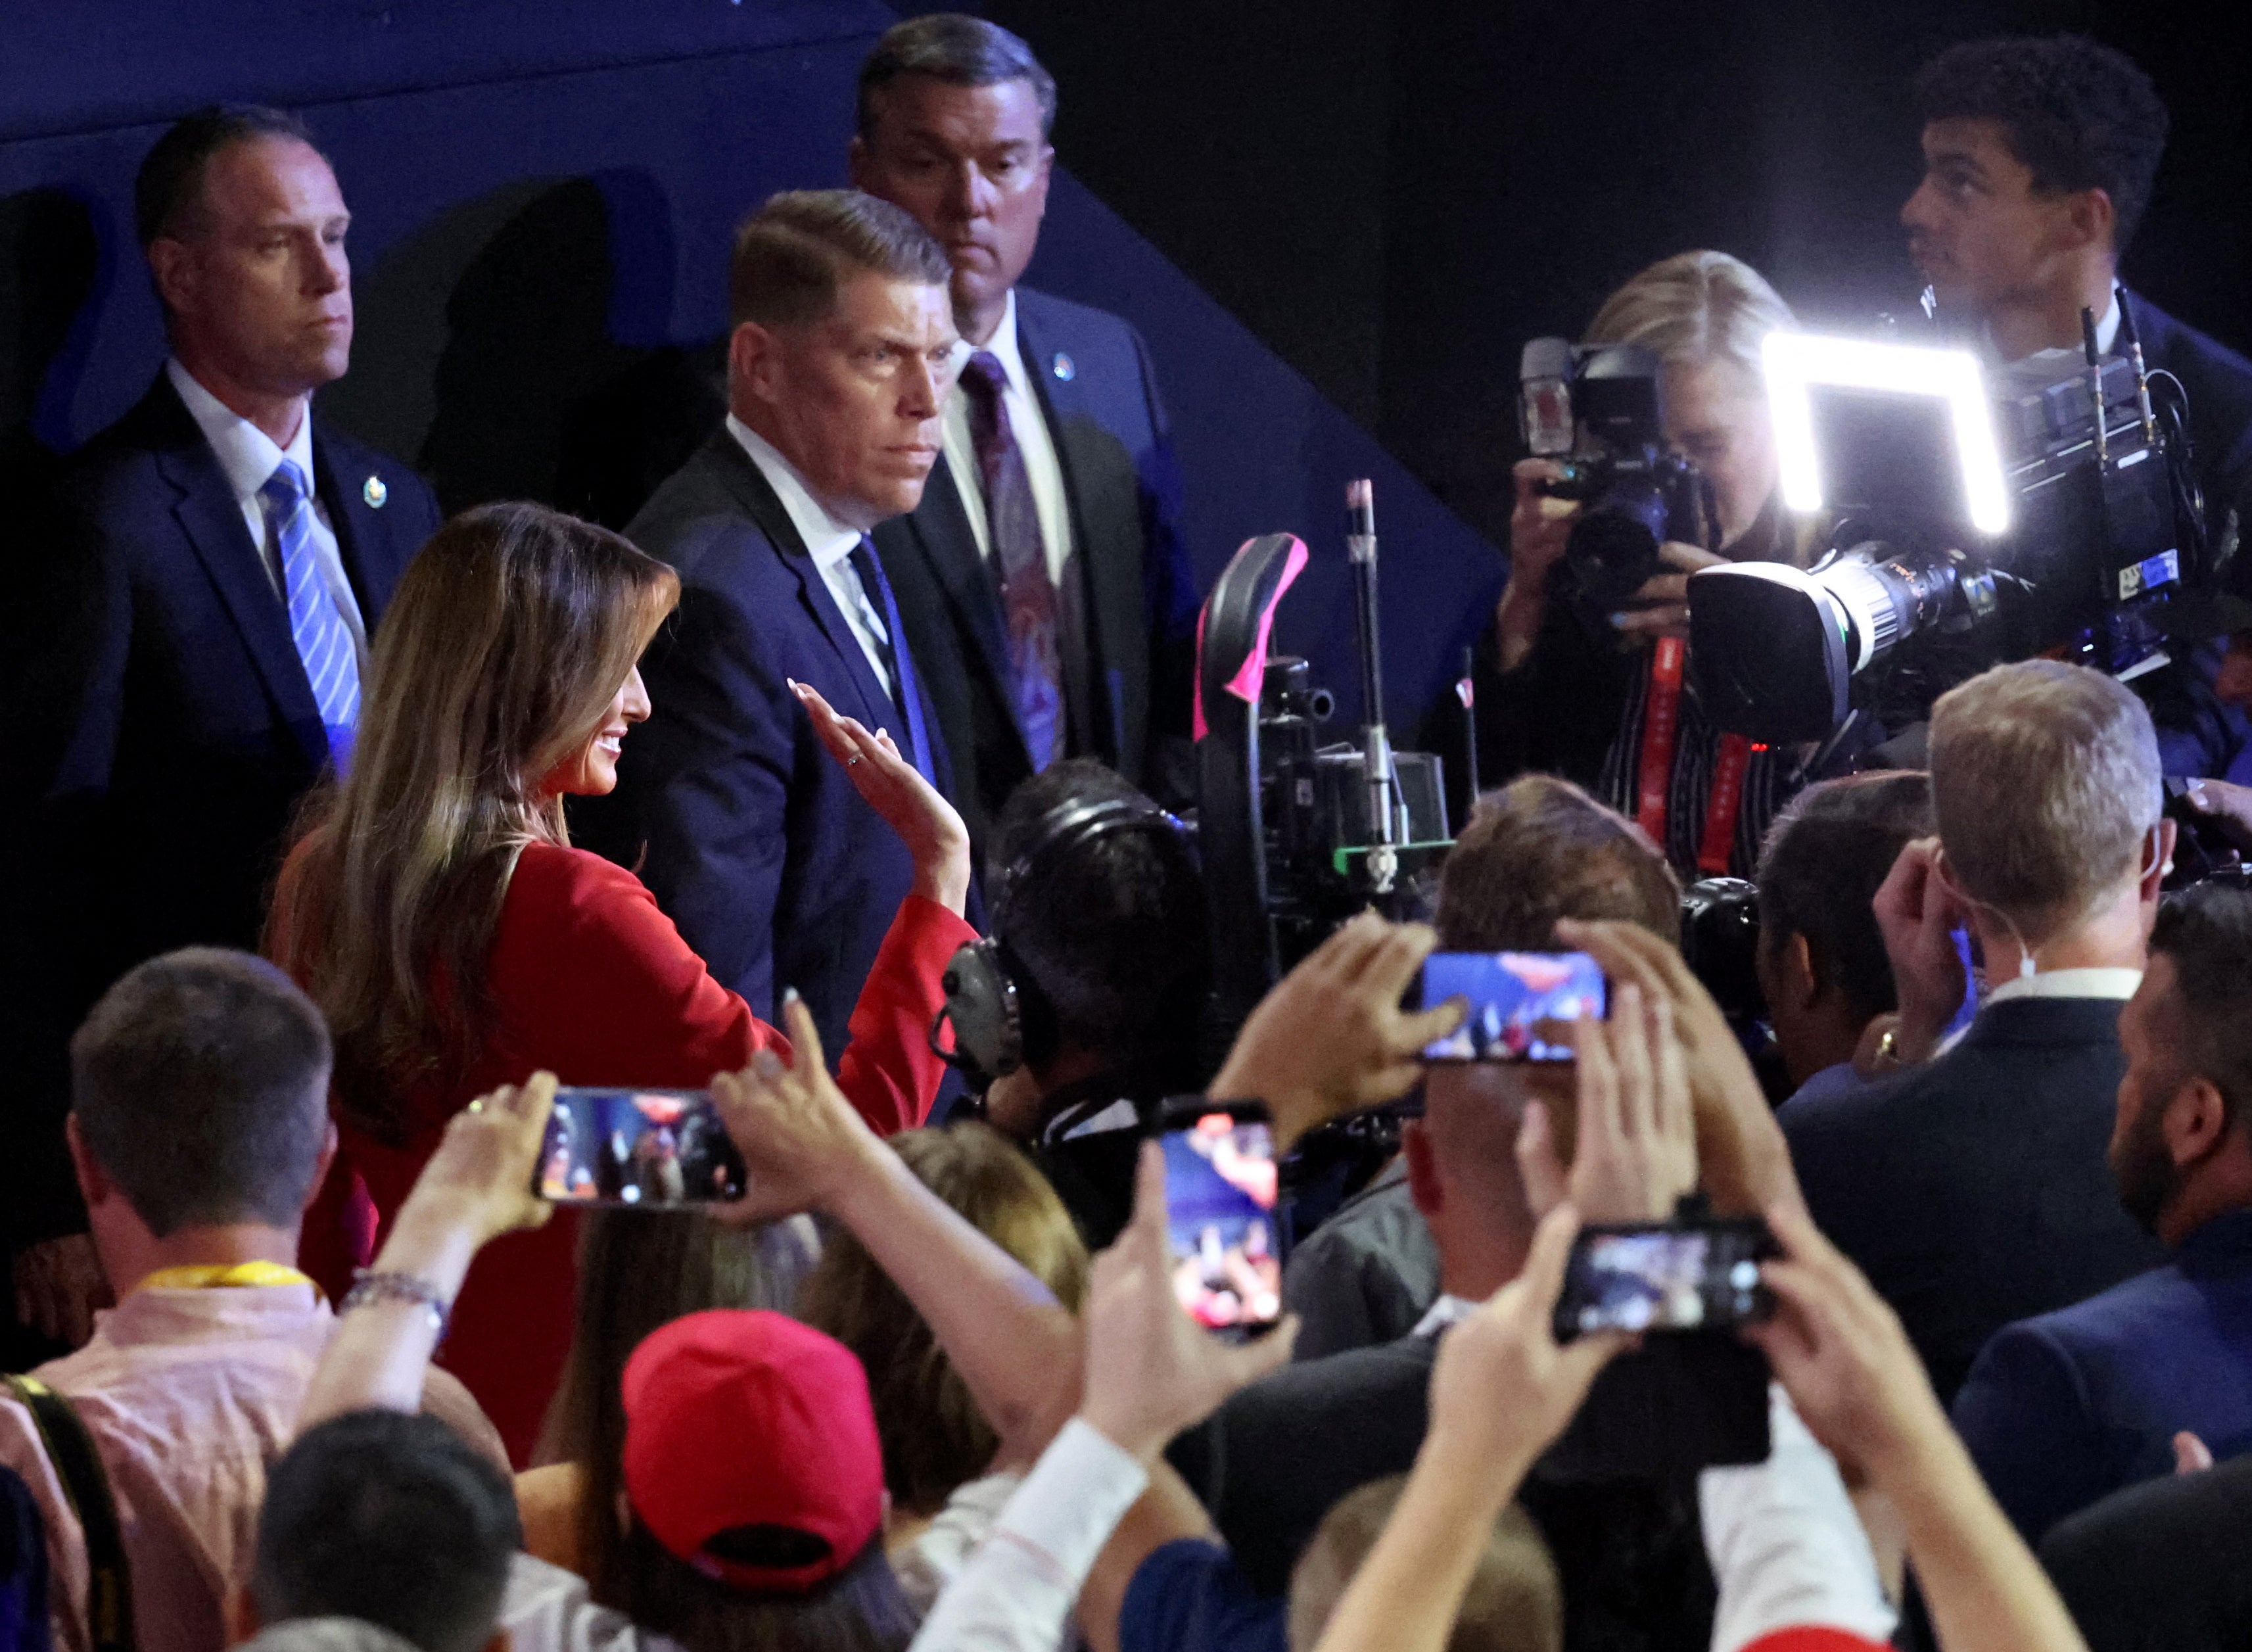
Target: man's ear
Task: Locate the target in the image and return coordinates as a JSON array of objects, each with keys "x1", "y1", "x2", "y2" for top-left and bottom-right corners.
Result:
[
  {"x1": 728, "y1": 320, "x2": 781, "y2": 410},
  {"x1": 145, "y1": 236, "x2": 197, "y2": 320},
  {"x1": 846, "y1": 133, "x2": 871, "y2": 188},
  {"x1": 2165, "y1": 1075, "x2": 2234, "y2": 1170},
  {"x1": 1401, "y1": 1120, "x2": 1441, "y2": 1221},
  {"x1": 484, "y1": 1632, "x2": 513, "y2": 1652},
  {"x1": 64, "y1": 1114, "x2": 111, "y2": 1212},
  {"x1": 300, "y1": 1120, "x2": 340, "y2": 1217},
  {"x1": 1779, "y1": 932, "x2": 1823, "y2": 1013},
  {"x1": 2141, "y1": 820, "x2": 2179, "y2": 905},
  {"x1": 2067, "y1": 186, "x2": 2119, "y2": 254}
]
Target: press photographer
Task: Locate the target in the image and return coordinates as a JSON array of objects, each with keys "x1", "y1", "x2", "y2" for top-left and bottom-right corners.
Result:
[{"x1": 1453, "y1": 252, "x2": 1814, "y2": 880}]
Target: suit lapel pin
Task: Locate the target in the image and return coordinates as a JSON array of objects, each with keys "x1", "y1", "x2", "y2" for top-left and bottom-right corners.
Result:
[
  {"x1": 363, "y1": 475, "x2": 388, "y2": 508},
  {"x1": 1051, "y1": 352, "x2": 1075, "y2": 383}
]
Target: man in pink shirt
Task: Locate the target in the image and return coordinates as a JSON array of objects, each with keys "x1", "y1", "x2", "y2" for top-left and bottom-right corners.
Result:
[{"x1": 0, "y1": 949, "x2": 500, "y2": 1652}]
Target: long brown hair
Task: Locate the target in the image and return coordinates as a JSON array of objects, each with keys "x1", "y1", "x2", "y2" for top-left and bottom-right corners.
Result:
[
  {"x1": 799, "y1": 1123, "x2": 1089, "y2": 1515},
  {"x1": 268, "y1": 502, "x2": 677, "y2": 1140}
]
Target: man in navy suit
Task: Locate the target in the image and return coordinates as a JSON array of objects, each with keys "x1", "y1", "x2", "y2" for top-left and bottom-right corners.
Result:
[
  {"x1": 1953, "y1": 881, "x2": 2252, "y2": 1546},
  {"x1": 588, "y1": 190, "x2": 964, "y2": 1061},
  {"x1": 853, "y1": 14, "x2": 1200, "y2": 853},
  {"x1": 9, "y1": 106, "x2": 439, "y2": 1348},
  {"x1": 1780, "y1": 662, "x2": 2172, "y2": 1405},
  {"x1": 1903, "y1": 35, "x2": 2252, "y2": 776}
]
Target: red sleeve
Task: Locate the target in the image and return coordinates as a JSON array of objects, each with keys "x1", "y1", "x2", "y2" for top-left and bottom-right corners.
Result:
[
  {"x1": 490, "y1": 846, "x2": 782, "y2": 1088},
  {"x1": 833, "y1": 895, "x2": 979, "y2": 1135}
]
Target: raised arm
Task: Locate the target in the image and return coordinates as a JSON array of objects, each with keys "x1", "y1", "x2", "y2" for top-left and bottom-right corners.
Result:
[
  {"x1": 910, "y1": 1144, "x2": 1293, "y2": 1652},
  {"x1": 1310, "y1": 1206, "x2": 1627, "y2": 1652},
  {"x1": 711, "y1": 995, "x2": 1079, "y2": 1459},
  {"x1": 1744, "y1": 1202, "x2": 2090, "y2": 1652}
]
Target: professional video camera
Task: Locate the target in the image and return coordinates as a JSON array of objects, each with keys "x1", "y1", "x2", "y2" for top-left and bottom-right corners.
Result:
[
  {"x1": 1688, "y1": 296, "x2": 2213, "y2": 744},
  {"x1": 1518, "y1": 338, "x2": 1720, "y2": 632},
  {"x1": 1195, "y1": 482, "x2": 1453, "y2": 1033}
]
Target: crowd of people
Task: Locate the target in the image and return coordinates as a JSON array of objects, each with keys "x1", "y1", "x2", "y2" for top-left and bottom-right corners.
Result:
[{"x1": 9, "y1": 12, "x2": 2252, "y2": 1652}]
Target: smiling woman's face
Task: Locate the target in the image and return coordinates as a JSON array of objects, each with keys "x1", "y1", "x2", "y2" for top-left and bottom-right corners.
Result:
[{"x1": 546, "y1": 664, "x2": 650, "y2": 797}]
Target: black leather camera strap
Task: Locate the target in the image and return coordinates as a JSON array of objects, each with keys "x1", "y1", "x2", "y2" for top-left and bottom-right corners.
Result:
[{"x1": 3, "y1": 1373, "x2": 135, "y2": 1652}]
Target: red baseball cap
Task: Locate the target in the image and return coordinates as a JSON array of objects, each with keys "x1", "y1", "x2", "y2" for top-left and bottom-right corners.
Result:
[{"x1": 621, "y1": 1309, "x2": 885, "y2": 1593}]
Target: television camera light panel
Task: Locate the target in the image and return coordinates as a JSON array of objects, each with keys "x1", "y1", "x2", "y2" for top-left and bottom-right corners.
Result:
[
  {"x1": 1760, "y1": 329, "x2": 2012, "y2": 537},
  {"x1": 1420, "y1": 951, "x2": 1607, "y2": 1063}
]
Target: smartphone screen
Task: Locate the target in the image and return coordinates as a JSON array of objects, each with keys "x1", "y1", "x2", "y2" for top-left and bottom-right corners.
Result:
[
  {"x1": 1419, "y1": 950, "x2": 1607, "y2": 1062},
  {"x1": 1162, "y1": 1114, "x2": 1282, "y2": 1340},
  {"x1": 537, "y1": 1087, "x2": 745, "y2": 1207},
  {"x1": 1553, "y1": 1221, "x2": 1774, "y2": 1340}
]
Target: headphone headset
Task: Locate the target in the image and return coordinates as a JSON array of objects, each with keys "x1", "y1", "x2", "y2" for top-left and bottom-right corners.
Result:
[{"x1": 931, "y1": 794, "x2": 1190, "y2": 1080}]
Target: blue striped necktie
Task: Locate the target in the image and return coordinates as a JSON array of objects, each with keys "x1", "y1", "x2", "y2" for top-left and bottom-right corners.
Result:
[
  {"x1": 849, "y1": 536, "x2": 936, "y2": 786},
  {"x1": 258, "y1": 458, "x2": 360, "y2": 771}
]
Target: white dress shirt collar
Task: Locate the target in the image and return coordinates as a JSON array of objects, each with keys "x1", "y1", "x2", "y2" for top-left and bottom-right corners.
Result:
[
  {"x1": 725, "y1": 413, "x2": 864, "y2": 574},
  {"x1": 1984, "y1": 291, "x2": 2121, "y2": 364},
  {"x1": 167, "y1": 357, "x2": 314, "y2": 506},
  {"x1": 965, "y1": 287, "x2": 1031, "y2": 391},
  {"x1": 1983, "y1": 965, "x2": 2142, "y2": 1008}
]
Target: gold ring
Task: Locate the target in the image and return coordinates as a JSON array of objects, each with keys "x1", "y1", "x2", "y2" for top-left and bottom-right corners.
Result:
[{"x1": 847, "y1": 755, "x2": 862, "y2": 766}]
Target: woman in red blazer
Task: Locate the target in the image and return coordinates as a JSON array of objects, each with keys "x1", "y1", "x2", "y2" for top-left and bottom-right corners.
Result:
[{"x1": 268, "y1": 502, "x2": 975, "y2": 1461}]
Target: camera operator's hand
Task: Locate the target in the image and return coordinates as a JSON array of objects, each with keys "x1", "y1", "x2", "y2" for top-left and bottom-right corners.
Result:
[
  {"x1": 709, "y1": 993, "x2": 885, "y2": 1226},
  {"x1": 1208, "y1": 913, "x2": 1466, "y2": 1155},
  {"x1": 1497, "y1": 459, "x2": 1580, "y2": 673},
  {"x1": 1517, "y1": 983, "x2": 1697, "y2": 1224},
  {"x1": 1870, "y1": 838, "x2": 1967, "y2": 1067},
  {"x1": 1609, "y1": 542, "x2": 1727, "y2": 644},
  {"x1": 1554, "y1": 918, "x2": 1804, "y2": 1220},
  {"x1": 2186, "y1": 778, "x2": 2252, "y2": 855},
  {"x1": 1079, "y1": 1143, "x2": 1298, "y2": 1461},
  {"x1": 791, "y1": 679, "x2": 972, "y2": 917}
]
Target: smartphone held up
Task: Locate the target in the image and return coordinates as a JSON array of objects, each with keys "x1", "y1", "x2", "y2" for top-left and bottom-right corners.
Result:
[
  {"x1": 536, "y1": 1087, "x2": 745, "y2": 1208},
  {"x1": 1416, "y1": 950, "x2": 1607, "y2": 1062},
  {"x1": 1159, "y1": 1104, "x2": 1283, "y2": 1342}
]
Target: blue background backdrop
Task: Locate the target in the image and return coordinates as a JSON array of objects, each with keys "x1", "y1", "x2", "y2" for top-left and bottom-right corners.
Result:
[{"x1": 0, "y1": 0, "x2": 1505, "y2": 751}]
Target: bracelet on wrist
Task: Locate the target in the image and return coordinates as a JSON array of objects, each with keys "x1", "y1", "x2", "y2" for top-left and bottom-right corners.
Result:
[{"x1": 342, "y1": 1269, "x2": 454, "y2": 1346}]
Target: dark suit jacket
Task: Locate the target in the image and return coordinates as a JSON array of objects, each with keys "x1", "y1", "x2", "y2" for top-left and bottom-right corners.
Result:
[
  {"x1": 1780, "y1": 996, "x2": 2169, "y2": 1405},
  {"x1": 2040, "y1": 1443, "x2": 2252, "y2": 1652},
  {"x1": 581, "y1": 428, "x2": 958, "y2": 1062},
  {"x1": 7, "y1": 371, "x2": 438, "y2": 1245},
  {"x1": 872, "y1": 287, "x2": 1198, "y2": 855},
  {"x1": 1954, "y1": 1206, "x2": 2252, "y2": 1546}
]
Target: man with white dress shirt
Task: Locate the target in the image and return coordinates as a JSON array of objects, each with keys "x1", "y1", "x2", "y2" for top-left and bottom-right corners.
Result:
[
  {"x1": 587, "y1": 189, "x2": 967, "y2": 1062},
  {"x1": 11, "y1": 106, "x2": 440, "y2": 1357},
  {"x1": 856, "y1": 14, "x2": 1201, "y2": 854}
]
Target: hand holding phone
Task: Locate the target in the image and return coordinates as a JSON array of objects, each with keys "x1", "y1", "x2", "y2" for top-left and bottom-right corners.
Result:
[{"x1": 536, "y1": 1087, "x2": 745, "y2": 1208}]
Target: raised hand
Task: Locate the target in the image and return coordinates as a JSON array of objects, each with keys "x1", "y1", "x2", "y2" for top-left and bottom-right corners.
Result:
[
  {"x1": 1555, "y1": 917, "x2": 1802, "y2": 1219},
  {"x1": 393, "y1": 1072, "x2": 557, "y2": 1250},
  {"x1": 1869, "y1": 837, "x2": 1968, "y2": 1065},
  {"x1": 1208, "y1": 913, "x2": 1466, "y2": 1154},
  {"x1": 1517, "y1": 981, "x2": 1698, "y2": 1224},
  {"x1": 1610, "y1": 541, "x2": 1728, "y2": 642},
  {"x1": 791, "y1": 678, "x2": 971, "y2": 915},
  {"x1": 708, "y1": 991, "x2": 883, "y2": 1226},
  {"x1": 1077, "y1": 1143, "x2": 1298, "y2": 1461}
]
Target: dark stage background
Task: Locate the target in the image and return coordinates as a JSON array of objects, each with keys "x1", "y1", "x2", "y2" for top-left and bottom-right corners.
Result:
[{"x1": 7, "y1": 0, "x2": 2247, "y2": 744}]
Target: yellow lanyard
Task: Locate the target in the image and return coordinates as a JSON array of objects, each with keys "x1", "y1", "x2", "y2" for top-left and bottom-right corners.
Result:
[{"x1": 135, "y1": 1262, "x2": 317, "y2": 1294}]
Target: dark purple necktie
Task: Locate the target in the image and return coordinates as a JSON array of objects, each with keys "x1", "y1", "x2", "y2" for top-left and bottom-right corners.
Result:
[{"x1": 958, "y1": 350, "x2": 1062, "y2": 771}]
